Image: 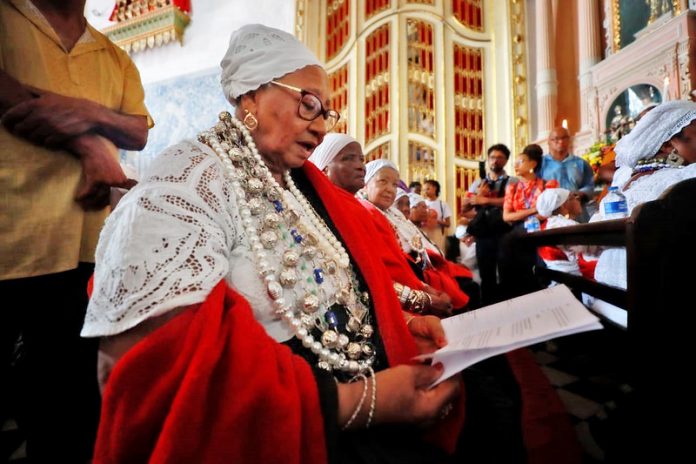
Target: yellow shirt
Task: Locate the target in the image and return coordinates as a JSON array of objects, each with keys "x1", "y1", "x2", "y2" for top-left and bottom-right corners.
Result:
[{"x1": 0, "y1": 0, "x2": 152, "y2": 279}]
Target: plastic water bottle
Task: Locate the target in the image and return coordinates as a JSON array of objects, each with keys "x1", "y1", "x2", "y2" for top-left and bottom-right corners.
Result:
[
  {"x1": 603, "y1": 186, "x2": 628, "y2": 219},
  {"x1": 524, "y1": 215, "x2": 541, "y2": 232}
]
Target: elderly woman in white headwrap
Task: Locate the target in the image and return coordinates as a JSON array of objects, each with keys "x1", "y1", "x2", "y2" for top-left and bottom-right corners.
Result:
[
  {"x1": 308, "y1": 133, "x2": 366, "y2": 194},
  {"x1": 82, "y1": 24, "x2": 464, "y2": 463},
  {"x1": 359, "y1": 161, "x2": 472, "y2": 312},
  {"x1": 593, "y1": 100, "x2": 696, "y2": 290}
]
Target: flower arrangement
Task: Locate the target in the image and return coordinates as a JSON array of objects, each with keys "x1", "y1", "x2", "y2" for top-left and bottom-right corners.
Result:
[{"x1": 581, "y1": 140, "x2": 616, "y2": 183}]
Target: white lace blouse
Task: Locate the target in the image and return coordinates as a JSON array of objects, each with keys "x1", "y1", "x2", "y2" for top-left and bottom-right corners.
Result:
[{"x1": 81, "y1": 140, "x2": 344, "y2": 342}]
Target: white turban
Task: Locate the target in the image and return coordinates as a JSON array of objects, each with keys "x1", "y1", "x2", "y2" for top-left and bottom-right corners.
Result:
[
  {"x1": 364, "y1": 159, "x2": 398, "y2": 184},
  {"x1": 536, "y1": 188, "x2": 570, "y2": 218},
  {"x1": 455, "y1": 225, "x2": 468, "y2": 240},
  {"x1": 220, "y1": 24, "x2": 322, "y2": 102},
  {"x1": 394, "y1": 188, "x2": 409, "y2": 204},
  {"x1": 408, "y1": 192, "x2": 426, "y2": 208},
  {"x1": 308, "y1": 134, "x2": 356, "y2": 171},
  {"x1": 615, "y1": 100, "x2": 696, "y2": 168}
]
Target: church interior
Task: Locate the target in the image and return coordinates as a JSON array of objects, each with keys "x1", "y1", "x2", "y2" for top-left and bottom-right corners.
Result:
[{"x1": 2, "y1": 0, "x2": 695, "y2": 462}]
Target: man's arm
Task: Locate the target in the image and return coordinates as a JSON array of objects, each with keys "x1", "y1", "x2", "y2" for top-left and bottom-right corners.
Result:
[
  {"x1": 577, "y1": 158, "x2": 596, "y2": 199},
  {"x1": 0, "y1": 69, "x2": 34, "y2": 115},
  {"x1": 2, "y1": 88, "x2": 148, "y2": 150}
]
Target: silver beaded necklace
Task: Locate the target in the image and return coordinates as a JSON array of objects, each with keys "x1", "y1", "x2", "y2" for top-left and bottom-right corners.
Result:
[{"x1": 198, "y1": 112, "x2": 376, "y2": 374}]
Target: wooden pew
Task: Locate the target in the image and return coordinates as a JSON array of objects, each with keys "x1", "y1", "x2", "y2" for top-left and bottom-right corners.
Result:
[{"x1": 513, "y1": 177, "x2": 696, "y2": 460}]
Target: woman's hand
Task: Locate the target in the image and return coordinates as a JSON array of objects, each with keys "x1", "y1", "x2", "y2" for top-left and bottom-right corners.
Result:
[
  {"x1": 406, "y1": 314, "x2": 448, "y2": 355},
  {"x1": 337, "y1": 364, "x2": 460, "y2": 429},
  {"x1": 423, "y1": 286, "x2": 453, "y2": 317}
]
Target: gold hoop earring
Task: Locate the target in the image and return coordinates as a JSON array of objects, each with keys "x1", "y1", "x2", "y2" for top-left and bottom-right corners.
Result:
[
  {"x1": 243, "y1": 110, "x2": 258, "y2": 131},
  {"x1": 529, "y1": 168, "x2": 535, "y2": 174}
]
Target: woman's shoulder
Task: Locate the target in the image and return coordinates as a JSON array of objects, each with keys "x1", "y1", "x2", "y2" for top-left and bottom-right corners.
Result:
[{"x1": 139, "y1": 139, "x2": 222, "y2": 184}]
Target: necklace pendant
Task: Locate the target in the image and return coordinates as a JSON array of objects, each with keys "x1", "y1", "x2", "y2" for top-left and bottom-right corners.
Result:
[
  {"x1": 267, "y1": 280, "x2": 283, "y2": 301},
  {"x1": 260, "y1": 230, "x2": 278, "y2": 249},
  {"x1": 267, "y1": 186, "x2": 282, "y2": 201},
  {"x1": 313, "y1": 268, "x2": 324, "y2": 284},
  {"x1": 247, "y1": 197, "x2": 263, "y2": 215},
  {"x1": 263, "y1": 212, "x2": 282, "y2": 229},
  {"x1": 279, "y1": 268, "x2": 297, "y2": 287},
  {"x1": 302, "y1": 294, "x2": 320, "y2": 314},
  {"x1": 282, "y1": 250, "x2": 300, "y2": 267},
  {"x1": 347, "y1": 316, "x2": 361, "y2": 333},
  {"x1": 360, "y1": 324, "x2": 374, "y2": 339},
  {"x1": 347, "y1": 342, "x2": 362, "y2": 360},
  {"x1": 349, "y1": 305, "x2": 367, "y2": 323},
  {"x1": 321, "y1": 329, "x2": 339, "y2": 348},
  {"x1": 301, "y1": 245, "x2": 317, "y2": 258},
  {"x1": 246, "y1": 178, "x2": 264, "y2": 194},
  {"x1": 290, "y1": 229, "x2": 303, "y2": 244},
  {"x1": 337, "y1": 333, "x2": 350, "y2": 349},
  {"x1": 362, "y1": 343, "x2": 374, "y2": 357},
  {"x1": 326, "y1": 260, "x2": 337, "y2": 275},
  {"x1": 336, "y1": 288, "x2": 351, "y2": 305},
  {"x1": 283, "y1": 209, "x2": 299, "y2": 225},
  {"x1": 228, "y1": 147, "x2": 244, "y2": 162}
]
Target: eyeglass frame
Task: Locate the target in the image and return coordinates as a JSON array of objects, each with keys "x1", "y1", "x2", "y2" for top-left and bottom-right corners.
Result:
[{"x1": 270, "y1": 80, "x2": 340, "y2": 131}]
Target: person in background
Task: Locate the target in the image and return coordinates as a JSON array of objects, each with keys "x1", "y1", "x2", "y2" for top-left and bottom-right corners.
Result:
[
  {"x1": 499, "y1": 144, "x2": 548, "y2": 298},
  {"x1": 394, "y1": 188, "x2": 411, "y2": 218},
  {"x1": 503, "y1": 144, "x2": 546, "y2": 229},
  {"x1": 308, "y1": 133, "x2": 366, "y2": 195},
  {"x1": 422, "y1": 179, "x2": 452, "y2": 251},
  {"x1": 408, "y1": 180, "x2": 422, "y2": 195},
  {"x1": 541, "y1": 127, "x2": 595, "y2": 222},
  {"x1": 314, "y1": 138, "x2": 453, "y2": 317},
  {"x1": 0, "y1": 0, "x2": 151, "y2": 460},
  {"x1": 445, "y1": 225, "x2": 480, "y2": 285},
  {"x1": 535, "y1": 188, "x2": 596, "y2": 281},
  {"x1": 464, "y1": 143, "x2": 517, "y2": 305}
]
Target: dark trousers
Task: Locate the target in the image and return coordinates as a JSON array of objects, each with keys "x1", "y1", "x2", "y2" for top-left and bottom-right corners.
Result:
[
  {"x1": 498, "y1": 226, "x2": 542, "y2": 300},
  {"x1": 0, "y1": 263, "x2": 100, "y2": 462},
  {"x1": 475, "y1": 235, "x2": 503, "y2": 306}
]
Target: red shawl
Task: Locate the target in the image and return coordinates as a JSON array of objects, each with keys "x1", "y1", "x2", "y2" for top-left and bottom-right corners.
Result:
[{"x1": 94, "y1": 282, "x2": 326, "y2": 464}]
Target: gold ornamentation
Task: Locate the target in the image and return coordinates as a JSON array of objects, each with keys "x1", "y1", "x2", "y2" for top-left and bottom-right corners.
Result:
[{"x1": 508, "y1": 0, "x2": 529, "y2": 157}]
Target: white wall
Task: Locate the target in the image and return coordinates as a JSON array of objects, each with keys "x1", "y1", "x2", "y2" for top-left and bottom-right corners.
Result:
[
  {"x1": 85, "y1": 0, "x2": 296, "y2": 84},
  {"x1": 84, "y1": 0, "x2": 296, "y2": 170}
]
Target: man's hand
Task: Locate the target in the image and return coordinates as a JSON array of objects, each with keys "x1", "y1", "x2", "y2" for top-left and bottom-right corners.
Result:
[
  {"x1": 69, "y1": 134, "x2": 135, "y2": 210},
  {"x1": 2, "y1": 89, "x2": 99, "y2": 148}
]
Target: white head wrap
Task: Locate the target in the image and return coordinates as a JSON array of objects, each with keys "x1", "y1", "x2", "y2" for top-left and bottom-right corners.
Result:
[
  {"x1": 455, "y1": 225, "x2": 468, "y2": 239},
  {"x1": 220, "y1": 24, "x2": 322, "y2": 102},
  {"x1": 364, "y1": 159, "x2": 398, "y2": 184},
  {"x1": 308, "y1": 134, "x2": 357, "y2": 171},
  {"x1": 615, "y1": 100, "x2": 696, "y2": 168},
  {"x1": 536, "y1": 188, "x2": 570, "y2": 218},
  {"x1": 394, "y1": 188, "x2": 409, "y2": 204},
  {"x1": 407, "y1": 192, "x2": 426, "y2": 208}
]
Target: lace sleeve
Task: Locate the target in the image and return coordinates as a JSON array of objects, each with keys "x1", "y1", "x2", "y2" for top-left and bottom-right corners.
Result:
[{"x1": 82, "y1": 140, "x2": 238, "y2": 337}]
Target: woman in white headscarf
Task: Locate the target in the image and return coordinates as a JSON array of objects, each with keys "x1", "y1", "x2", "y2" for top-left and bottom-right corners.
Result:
[
  {"x1": 308, "y1": 133, "x2": 366, "y2": 194},
  {"x1": 594, "y1": 100, "x2": 696, "y2": 290},
  {"x1": 360, "y1": 161, "x2": 472, "y2": 312},
  {"x1": 82, "y1": 24, "x2": 466, "y2": 463}
]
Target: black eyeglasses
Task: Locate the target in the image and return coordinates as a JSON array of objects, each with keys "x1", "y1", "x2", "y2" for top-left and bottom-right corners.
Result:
[{"x1": 270, "y1": 81, "x2": 340, "y2": 131}]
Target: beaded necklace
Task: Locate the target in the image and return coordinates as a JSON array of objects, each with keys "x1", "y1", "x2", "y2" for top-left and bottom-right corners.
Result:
[
  {"x1": 198, "y1": 112, "x2": 375, "y2": 375},
  {"x1": 632, "y1": 152, "x2": 686, "y2": 176}
]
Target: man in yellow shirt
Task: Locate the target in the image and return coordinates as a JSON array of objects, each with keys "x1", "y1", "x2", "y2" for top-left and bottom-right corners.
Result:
[{"x1": 0, "y1": 0, "x2": 152, "y2": 460}]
